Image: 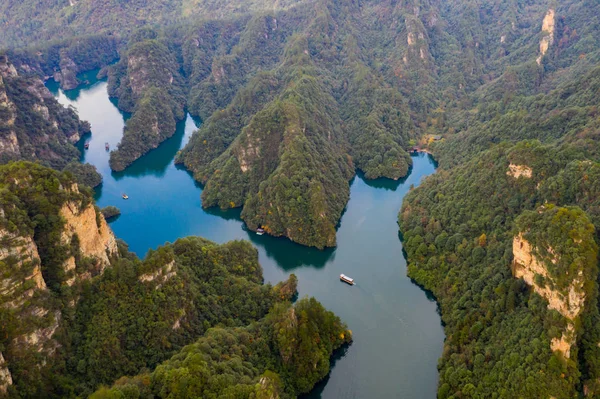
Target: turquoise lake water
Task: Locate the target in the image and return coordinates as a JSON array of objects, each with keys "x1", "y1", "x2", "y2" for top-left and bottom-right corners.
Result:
[{"x1": 48, "y1": 73, "x2": 444, "y2": 398}]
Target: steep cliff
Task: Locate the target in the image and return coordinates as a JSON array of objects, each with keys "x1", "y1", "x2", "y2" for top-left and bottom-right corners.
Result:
[
  {"x1": 107, "y1": 39, "x2": 186, "y2": 171},
  {"x1": 537, "y1": 9, "x2": 556, "y2": 65},
  {"x1": 0, "y1": 162, "x2": 342, "y2": 398},
  {"x1": 60, "y1": 196, "x2": 118, "y2": 285},
  {"x1": 513, "y1": 206, "x2": 597, "y2": 361},
  {"x1": 0, "y1": 55, "x2": 102, "y2": 186},
  {"x1": 0, "y1": 162, "x2": 121, "y2": 395},
  {"x1": 0, "y1": 55, "x2": 82, "y2": 168},
  {"x1": 0, "y1": 353, "x2": 11, "y2": 395},
  {"x1": 399, "y1": 142, "x2": 600, "y2": 398},
  {"x1": 6, "y1": 35, "x2": 120, "y2": 90}
]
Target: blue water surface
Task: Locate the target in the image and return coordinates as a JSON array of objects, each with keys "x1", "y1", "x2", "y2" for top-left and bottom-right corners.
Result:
[{"x1": 48, "y1": 73, "x2": 444, "y2": 399}]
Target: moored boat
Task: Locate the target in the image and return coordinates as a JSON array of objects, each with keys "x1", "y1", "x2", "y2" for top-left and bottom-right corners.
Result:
[
  {"x1": 105, "y1": 142, "x2": 110, "y2": 151},
  {"x1": 340, "y1": 274, "x2": 355, "y2": 285},
  {"x1": 256, "y1": 227, "x2": 265, "y2": 235},
  {"x1": 84, "y1": 142, "x2": 90, "y2": 149}
]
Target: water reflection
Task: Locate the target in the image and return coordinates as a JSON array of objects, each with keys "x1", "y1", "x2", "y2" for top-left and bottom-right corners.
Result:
[
  {"x1": 301, "y1": 344, "x2": 351, "y2": 398},
  {"x1": 50, "y1": 78, "x2": 444, "y2": 399},
  {"x1": 112, "y1": 118, "x2": 190, "y2": 180},
  {"x1": 247, "y1": 233, "x2": 336, "y2": 270}
]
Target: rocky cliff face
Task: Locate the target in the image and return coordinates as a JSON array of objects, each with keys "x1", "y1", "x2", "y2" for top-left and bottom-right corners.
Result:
[
  {"x1": 513, "y1": 206, "x2": 597, "y2": 360},
  {"x1": 513, "y1": 234, "x2": 585, "y2": 321},
  {"x1": 0, "y1": 55, "x2": 90, "y2": 170},
  {"x1": 0, "y1": 227, "x2": 60, "y2": 389},
  {"x1": 52, "y1": 51, "x2": 80, "y2": 90},
  {"x1": 59, "y1": 186, "x2": 118, "y2": 285},
  {"x1": 0, "y1": 165, "x2": 120, "y2": 393},
  {"x1": 0, "y1": 353, "x2": 11, "y2": 395},
  {"x1": 513, "y1": 233, "x2": 584, "y2": 358},
  {"x1": 537, "y1": 9, "x2": 556, "y2": 65},
  {"x1": 513, "y1": 233, "x2": 583, "y2": 359},
  {"x1": 507, "y1": 163, "x2": 533, "y2": 179}
]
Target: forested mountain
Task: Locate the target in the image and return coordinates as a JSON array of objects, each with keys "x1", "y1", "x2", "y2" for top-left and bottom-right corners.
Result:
[
  {"x1": 395, "y1": 0, "x2": 600, "y2": 396},
  {"x1": 0, "y1": 54, "x2": 103, "y2": 187},
  {"x1": 0, "y1": 162, "x2": 347, "y2": 398},
  {"x1": 90, "y1": 297, "x2": 351, "y2": 399},
  {"x1": 7, "y1": 0, "x2": 597, "y2": 248},
  {"x1": 89, "y1": 0, "x2": 598, "y2": 248},
  {"x1": 1, "y1": 0, "x2": 600, "y2": 397},
  {"x1": 0, "y1": 0, "x2": 308, "y2": 48}
]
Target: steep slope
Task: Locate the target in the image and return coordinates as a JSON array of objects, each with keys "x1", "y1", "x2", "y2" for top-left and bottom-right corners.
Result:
[
  {"x1": 0, "y1": 0, "x2": 309, "y2": 48},
  {"x1": 399, "y1": 141, "x2": 600, "y2": 397},
  {"x1": 0, "y1": 55, "x2": 86, "y2": 168},
  {"x1": 14, "y1": 0, "x2": 592, "y2": 247},
  {"x1": 0, "y1": 162, "x2": 346, "y2": 398},
  {"x1": 6, "y1": 35, "x2": 120, "y2": 90},
  {"x1": 0, "y1": 162, "x2": 117, "y2": 396},
  {"x1": 90, "y1": 297, "x2": 352, "y2": 399},
  {"x1": 0, "y1": 55, "x2": 103, "y2": 187},
  {"x1": 106, "y1": 38, "x2": 186, "y2": 170}
]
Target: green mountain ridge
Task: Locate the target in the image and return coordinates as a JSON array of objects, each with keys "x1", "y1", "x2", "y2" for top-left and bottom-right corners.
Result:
[
  {"x1": 1, "y1": 0, "x2": 600, "y2": 397},
  {"x1": 0, "y1": 162, "x2": 348, "y2": 398}
]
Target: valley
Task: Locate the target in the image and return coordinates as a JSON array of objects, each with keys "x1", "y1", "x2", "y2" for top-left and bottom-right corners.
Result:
[{"x1": 50, "y1": 76, "x2": 443, "y2": 398}]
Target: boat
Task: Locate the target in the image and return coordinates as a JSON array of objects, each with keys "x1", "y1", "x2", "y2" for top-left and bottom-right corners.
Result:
[
  {"x1": 84, "y1": 142, "x2": 90, "y2": 149},
  {"x1": 105, "y1": 142, "x2": 110, "y2": 151},
  {"x1": 256, "y1": 228, "x2": 265, "y2": 236},
  {"x1": 340, "y1": 274, "x2": 355, "y2": 285},
  {"x1": 122, "y1": 193, "x2": 129, "y2": 200}
]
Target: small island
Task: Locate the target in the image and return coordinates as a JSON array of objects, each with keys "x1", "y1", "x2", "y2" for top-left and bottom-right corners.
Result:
[{"x1": 100, "y1": 205, "x2": 121, "y2": 221}]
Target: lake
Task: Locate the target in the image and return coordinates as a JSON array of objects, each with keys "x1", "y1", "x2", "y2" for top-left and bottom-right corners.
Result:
[{"x1": 48, "y1": 72, "x2": 444, "y2": 399}]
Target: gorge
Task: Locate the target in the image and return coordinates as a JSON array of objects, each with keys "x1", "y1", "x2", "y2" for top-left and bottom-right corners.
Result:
[{"x1": 48, "y1": 75, "x2": 443, "y2": 398}]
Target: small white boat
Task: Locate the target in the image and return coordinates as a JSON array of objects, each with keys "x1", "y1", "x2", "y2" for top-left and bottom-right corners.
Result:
[
  {"x1": 340, "y1": 274, "x2": 355, "y2": 285},
  {"x1": 256, "y1": 228, "x2": 265, "y2": 236},
  {"x1": 122, "y1": 193, "x2": 129, "y2": 200}
]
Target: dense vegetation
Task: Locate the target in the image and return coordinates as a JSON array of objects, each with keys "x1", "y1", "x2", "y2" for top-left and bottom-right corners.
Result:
[
  {"x1": 399, "y1": 142, "x2": 600, "y2": 397},
  {"x1": 0, "y1": 162, "x2": 347, "y2": 398},
  {"x1": 90, "y1": 297, "x2": 351, "y2": 399},
  {"x1": 6, "y1": 35, "x2": 119, "y2": 90},
  {"x1": 105, "y1": 37, "x2": 187, "y2": 171},
  {"x1": 391, "y1": 0, "x2": 600, "y2": 395},
  {"x1": 0, "y1": 55, "x2": 102, "y2": 186},
  {"x1": 0, "y1": 0, "x2": 305, "y2": 48},
  {"x1": 3, "y1": 0, "x2": 600, "y2": 397}
]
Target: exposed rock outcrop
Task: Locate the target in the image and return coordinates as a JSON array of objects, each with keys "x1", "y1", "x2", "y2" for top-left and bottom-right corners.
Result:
[
  {"x1": 139, "y1": 260, "x2": 176, "y2": 289},
  {"x1": 0, "y1": 55, "x2": 90, "y2": 168},
  {"x1": 507, "y1": 163, "x2": 532, "y2": 179},
  {"x1": 60, "y1": 197, "x2": 118, "y2": 283},
  {"x1": 513, "y1": 233, "x2": 583, "y2": 359},
  {"x1": 551, "y1": 323, "x2": 576, "y2": 359},
  {"x1": 0, "y1": 353, "x2": 12, "y2": 395},
  {"x1": 513, "y1": 205, "x2": 597, "y2": 360},
  {"x1": 0, "y1": 228, "x2": 60, "y2": 374},
  {"x1": 0, "y1": 229, "x2": 46, "y2": 305},
  {"x1": 52, "y1": 53, "x2": 79, "y2": 90},
  {"x1": 513, "y1": 234, "x2": 585, "y2": 321},
  {"x1": 537, "y1": 9, "x2": 555, "y2": 65}
]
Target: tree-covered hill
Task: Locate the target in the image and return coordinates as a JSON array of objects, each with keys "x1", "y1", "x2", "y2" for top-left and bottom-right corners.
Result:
[
  {"x1": 6, "y1": 0, "x2": 599, "y2": 248},
  {"x1": 400, "y1": 141, "x2": 600, "y2": 397},
  {"x1": 0, "y1": 0, "x2": 309, "y2": 49},
  {"x1": 90, "y1": 297, "x2": 351, "y2": 399},
  {"x1": 2, "y1": 0, "x2": 600, "y2": 396},
  {"x1": 0, "y1": 162, "x2": 346, "y2": 398},
  {"x1": 0, "y1": 55, "x2": 102, "y2": 187}
]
